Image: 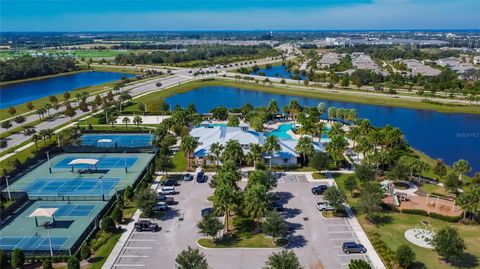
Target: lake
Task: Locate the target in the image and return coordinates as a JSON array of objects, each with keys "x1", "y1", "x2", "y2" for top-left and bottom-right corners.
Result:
[
  {"x1": 165, "y1": 86, "x2": 480, "y2": 174},
  {"x1": 251, "y1": 65, "x2": 305, "y2": 80},
  {"x1": 0, "y1": 71, "x2": 135, "y2": 108}
]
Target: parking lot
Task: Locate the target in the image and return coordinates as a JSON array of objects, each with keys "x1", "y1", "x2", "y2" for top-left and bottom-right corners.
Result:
[{"x1": 112, "y1": 174, "x2": 370, "y2": 269}]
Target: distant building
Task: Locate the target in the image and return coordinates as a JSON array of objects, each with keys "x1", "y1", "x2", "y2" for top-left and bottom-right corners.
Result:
[
  {"x1": 401, "y1": 59, "x2": 441, "y2": 76},
  {"x1": 351, "y1": 52, "x2": 386, "y2": 75},
  {"x1": 318, "y1": 53, "x2": 340, "y2": 68},
  {"x1": 190, "y1": 123, "x2": 324, "y2": 166}
]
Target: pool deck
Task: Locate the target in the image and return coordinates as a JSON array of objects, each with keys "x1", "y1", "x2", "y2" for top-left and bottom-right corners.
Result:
[
  {"x1": 0, "y1": 200, "x2": 108, "y2": 254},
  {"x1": 8, "y1": 152, "x2": 155, "y2": 194}
]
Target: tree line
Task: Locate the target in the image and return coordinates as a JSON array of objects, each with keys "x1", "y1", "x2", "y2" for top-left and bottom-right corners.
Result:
[{"x1": 0, "y1": 56, "x2": 80, "y2": 82}]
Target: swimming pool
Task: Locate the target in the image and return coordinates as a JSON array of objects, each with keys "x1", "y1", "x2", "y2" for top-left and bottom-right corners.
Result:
[
  {"x1": 267, "y1": 123, "x2": 294, "y2": 139},
  {"x1": 320, "y1": 126, "x2": 332, "y2": 143}
]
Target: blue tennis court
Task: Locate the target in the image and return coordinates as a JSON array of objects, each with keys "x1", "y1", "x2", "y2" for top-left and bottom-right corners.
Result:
[
  {"x1": 0, "y1": 236, "x2": 69, "y2": 251},
  {"x1": 54, "y1": 156, "x2": 138, "y2": 169},
  {"x1": 36, "y1": 203, "x2": 96, "y2": 217},
  {"x1": 81, "y1": 134, "x2": 153, "y2": 147},
  {"x1": 25, "y1": 178, "x2": 120, "y2": 196}
]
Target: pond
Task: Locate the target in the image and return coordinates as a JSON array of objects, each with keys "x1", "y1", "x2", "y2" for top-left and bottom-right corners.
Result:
[
  {"x1": 251, "y1": 65, "x2": 305, "y2": 80},
  {"x1": 165, "y1": 86, "x2": 480, "y2": 173},
  {"x1": 0, "y1": 71, "x2": 135, "y2": 108}
]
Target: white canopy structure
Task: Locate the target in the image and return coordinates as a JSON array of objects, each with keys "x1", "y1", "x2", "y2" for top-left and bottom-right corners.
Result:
[
  {"x1": 68, "y1": 158, "x2": 99, "y2": 172},
  {"x1": 29, "y1": 208, "x2": 58, "y2": 218},
  {"x1": 67, "y1": 159, "x2": 99, "y2": 166},
  {"x1": 29, "y1": 208, "x2": 58, "y2": 227},
  {"x1": 97, "y1": 139, "x2": 113, "y2": 143}
]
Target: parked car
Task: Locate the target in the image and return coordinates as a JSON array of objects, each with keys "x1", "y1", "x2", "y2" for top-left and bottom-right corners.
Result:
[
  {"x1": 182, "y1": 174, "x2": 193, "y2": 181},
  {"x1": 158, "y1": 186, "x2": 176, "y2": 195},
  {"x1": 157, "y1": 194, "x2": 175, "y2": 205},
  {"x1": 201, "y1": 208, "x2": 214, "y2": 217},
  {"x1": 161, "y1": 179, "x2": 180, "y2": 186},
  {"x1": 270, "y1": 201, "x2": 284, "y2": 212},
  {"x1": 197, "y1": 172, "x2": 207, "y2": 183},
  {"x1": 316, "y1": 201, "x2": 334, "y2": 211},
  {"x1": 152, "y1": 202, "x2": 169, "y2": 211},
  {"x1": 134, "y1": 220, "x2": 159, "y2": 232},
  {"x1": 311, "y1": 185, "x2": 328, "y2": 195},
  {"x1": 342, "y1": 242, "x2": 367, "y2": 254}
]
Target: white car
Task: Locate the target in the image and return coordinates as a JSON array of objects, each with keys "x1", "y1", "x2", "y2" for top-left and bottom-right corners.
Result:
[
  {"x1": 152, "y1": 202, "x2": 169, "y2": 211},
  {"x1": 316, "y1": 201, "x2": 334, "y2": 211},
  {"x1": 158, "y1": 186, "x2": 176, "y2": 195}
]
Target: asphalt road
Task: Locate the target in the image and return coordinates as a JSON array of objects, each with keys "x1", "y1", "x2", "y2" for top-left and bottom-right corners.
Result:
[
  {"x1": 113, "y1": 175, "x2": 369, "y2": 269},
  {"x1": 0, "y1": 72, "x2": 194, "y2": 152}
]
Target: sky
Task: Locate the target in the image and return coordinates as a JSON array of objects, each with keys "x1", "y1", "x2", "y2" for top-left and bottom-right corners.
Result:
[{"x1": 1, "y1": 0, "x2": 479, "y2": 31}]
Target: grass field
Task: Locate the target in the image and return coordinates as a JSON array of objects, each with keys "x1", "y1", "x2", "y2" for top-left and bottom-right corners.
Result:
[
  {"x1": 124, "y1": 79, "x2": 480, "y2": 115},
  {"x1": 172, "y1": 151, "x2": 187, "y2": 172},
  {"x1": 333, "y1": 174, "x2": 479, "y2": 269}
]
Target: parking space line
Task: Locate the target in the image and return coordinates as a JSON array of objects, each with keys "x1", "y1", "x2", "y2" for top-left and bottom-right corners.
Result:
[
  {"x1": 330, "y1": 238, "x2": 358, "y2": 240},
  {"x1": 337, "y1": 254, "x2": 367, "y2": 257},
  {"x1": 328, "y1": 231, "x2": 355, "y2": 234},
  {"x1": 325, "y1": 224, "x2": 349, "y2": 227},
  {"x1": 124, "y1": 247, "x2": 152, "y2": 250},
  {"x1": 119, "y1": 255, "x2": 149, "y2": 258},
  {"x1": 114, "y1": 264, "x2": 145, "y2": 267},
  {"x1": 128, "y1": 239, "x2": 155, "y2": 242}
]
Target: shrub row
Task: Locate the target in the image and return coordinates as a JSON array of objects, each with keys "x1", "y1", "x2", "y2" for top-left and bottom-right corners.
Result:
[
  {"x1": 400, "y1": 209, "x2": 461, "y2": 223},
  {"x1": 368, "y1": 231, "x2": 399, "y2": 269}
]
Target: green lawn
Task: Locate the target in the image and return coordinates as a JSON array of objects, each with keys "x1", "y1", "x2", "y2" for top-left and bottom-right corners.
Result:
[
  {"x1": 88, "y1": 232, "x2": 122, "y2": 269},
  {"x1": 333, "y1": 174, "x2": 479, "y2": 269},
  {"x1": 198, "y1": 234, "x2": 284, "y2": 248},
  {"x1": 359, "y1": 213, "x2": 480, "y2": 269},
  {"x1": 172, "y1": 151, "x2": 187, "y2": 172}
]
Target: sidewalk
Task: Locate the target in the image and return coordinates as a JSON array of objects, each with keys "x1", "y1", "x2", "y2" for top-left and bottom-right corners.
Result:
[{"x1": 102, "y1": 177, "x2": 161, "y2": 269}]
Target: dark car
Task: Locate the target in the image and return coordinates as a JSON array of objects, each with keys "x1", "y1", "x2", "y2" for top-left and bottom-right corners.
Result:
[
  {"x1": 342, "y1": 242, "x2": 367, "y2": 254},
  {"x1": 269, "y1": 201, "x2": 284, "y2": 212},
  {"x1": 201, "y1": 208, "x2": 214, "y2": 217},
  {"x1": 134, "y1": 220, "x2": 159, "y2": 232},
  {"x1": 161, "y1": 179, "x2": 180, "y2": 187},
  {"x1": 197, "y1": 172, "x2": 207, "y2": 183},
  {"x1": 182, "y1": 174, "x2": 193, "y2": 181},
  {"x1": 311, "y1": 185, "x2": 328, "y2": 195}
]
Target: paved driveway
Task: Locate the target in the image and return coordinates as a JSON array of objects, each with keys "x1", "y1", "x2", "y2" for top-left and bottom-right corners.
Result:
[{"x1": 112, "y1": 176, "x2": 369, "y2": 269}]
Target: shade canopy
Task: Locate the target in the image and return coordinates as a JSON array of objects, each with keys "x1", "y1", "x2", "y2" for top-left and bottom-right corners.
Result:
[
  {"x1": 97, "y1": 139, "x2": 113, "y2": 143},
  {"x1": 67, "y1": 158, "x2": 99, "y2": 166},
  {"x1": 29, "y1": 208, "x2": 58, "y2": 218}
]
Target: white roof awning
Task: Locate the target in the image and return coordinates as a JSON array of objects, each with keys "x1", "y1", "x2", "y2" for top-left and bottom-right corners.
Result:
[
  {"x1": 29, "y1": 208, "x2": 58, "y2": 218},
  {"x1": 97, "y1": 139, "x2": 113, "y2": 143},
  {"x1": 67, "y1": 158, "x2": 99, "y2": 166}
]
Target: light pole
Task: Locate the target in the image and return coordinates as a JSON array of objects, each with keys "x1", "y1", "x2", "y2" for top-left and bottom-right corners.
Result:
[
  {"x1": 5, "y1": 175, "x2": 11, "y2": 200},
  {"x1": 99, "y1": 175, "x2": 104, "y2": 201},
  {"x1": 123, "y1": 151, "x2": 128, "y2": 173},
  {"x1": 47, "y1": 151, "x2": 52, "y2": 173},
  {"x1": 47, "y1": 226, "x2": 53, "y2": 257}
]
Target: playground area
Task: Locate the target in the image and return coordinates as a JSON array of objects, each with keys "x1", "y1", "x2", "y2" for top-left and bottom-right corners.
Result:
[
  {"x1": 382, "y1": 181, "x2": 462, "y2": 217},
  {"x1": 0, "y1": 200, "x2": 108, "y2": 255}
]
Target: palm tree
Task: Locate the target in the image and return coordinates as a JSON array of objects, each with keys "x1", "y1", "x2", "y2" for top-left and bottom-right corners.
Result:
[
  {"x1": 212, "y1": 184, "x2": 237, "y2": 232},
  {"x1": 317, "y1": 102, "x2": 326, "y2": 115},
  {"x1": 244, "y1": 183, "x2": 269, "y2": 231},
  {"x1": 295, "y1": 136, "x2": 314, "y2": 166},
  {"x1": 246, "y1": 143, "x2": 263, "y2": 168},
  {"x1": 347, "y1": 125, "x2": 361, "y2": 148},
  {"x1": 453, "y1": 159, "x2": 471, "y2": 181},
  {"x1": 180, "y1": 135, "x2": 199, "y2": 169},
  {"x1": 329, "y1": 122, "x2": 345, "y2": 137},
  {"x1": 267, "y1": 100, "x2": 279, "y2": 116},
  {"x1": 122, "y1": 117, "x2": 130, "y2": 128},
  {"x1": 44, "y1": 103, "x2": 52, "y2": 117},
  {"x1": 327, "y1": 135, "x2": 348, "y2": 167},
  {"x1": 287, "y1": 99, "x2": 302, "y2": 123},
  {"x1": 32, "y1": 134, "x2": 41, "y2": 148},
  {"x1": 209, "y1": 142, "x2": 224, "y2": 166},
  {"x1": 133, "y1": 115, "x2": 142, "y2": 127},
  {"x1": 264, "y1": 136, "x2": 281, "y2": 170},
  {"x1": 221, "y1": 140, "x2": 244, "y2": 165}
]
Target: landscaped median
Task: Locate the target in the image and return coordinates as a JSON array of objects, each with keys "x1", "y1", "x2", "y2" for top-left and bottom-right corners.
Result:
[{"x1": 197, "y1": 234, "x2": 287, "y2": 249}]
